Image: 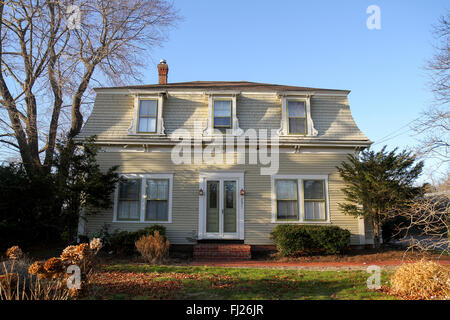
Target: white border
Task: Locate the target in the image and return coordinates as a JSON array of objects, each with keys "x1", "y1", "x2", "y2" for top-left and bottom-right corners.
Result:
[
  {"x1": 113, "y1": 173, "x2": 173, "y2": 224},
  {"x1": 271, "y1": 174, "x2": 331, "y2": 224}
]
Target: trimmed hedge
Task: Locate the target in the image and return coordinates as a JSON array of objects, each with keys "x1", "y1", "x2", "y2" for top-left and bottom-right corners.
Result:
[
  {"x1": 270, "y1": 225, "x2": 351, "y2": 256},
  {"x1": 108, "y1": 225, "x2": 167, "y2": 255}
]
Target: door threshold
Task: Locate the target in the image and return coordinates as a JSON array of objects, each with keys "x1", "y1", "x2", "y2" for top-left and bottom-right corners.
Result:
[{"x1": 197, "y1": 239, "x2": 244, "y2": 244}]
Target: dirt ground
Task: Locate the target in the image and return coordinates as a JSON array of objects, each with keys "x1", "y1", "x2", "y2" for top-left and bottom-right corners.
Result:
[{"x1": 267, "y1": 247, "x2": 450, "y2": 263}]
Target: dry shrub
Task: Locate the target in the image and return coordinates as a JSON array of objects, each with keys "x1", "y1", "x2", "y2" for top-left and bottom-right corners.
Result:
[
  {"x1": 135, "y1": 231, "x2": 170, "y2": 264},
  {"x1": 390, "y1": 259, "x2": 450, "y2": 300},
  {"x1": 6, "y1": 246, "x2": 23, "y2": 260},
  {"x1": 1, "y1": 240, "x2": 103, "y2": 300},
  {"x1": 1, "y1": 260, "x2": 69, "y2": 300}
]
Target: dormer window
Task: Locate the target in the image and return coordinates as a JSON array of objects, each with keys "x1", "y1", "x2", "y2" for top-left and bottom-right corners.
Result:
[
  {"x1": 213, "y1": 99, "x2": 232, "y2": 131},
  {"x1": 278, "y1": 95, "x2": 318, "y2": 137},
  {"x1": 128, "y1": 94, "x2": 165, "y2": 135},
  {"x1": 203, "y1": 93, "x2": 243, "y2": 136},
  {"x1": 287, "y1": 100, "x2": 306, "y2": 135},
  {"x1": 138, "y1": 99, "x2": 158, "y2": 133}
]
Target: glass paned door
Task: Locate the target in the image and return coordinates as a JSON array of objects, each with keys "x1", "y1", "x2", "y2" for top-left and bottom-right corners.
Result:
[
  {"x1": 223, "y1": 181, "x2": 237, "y2": 233},
  {"x1": 205, "y1": 179, "x2": 238, "y2": 237},
  {"x1": 206, "y1": 181, "x2": 220, "y2": 233}
]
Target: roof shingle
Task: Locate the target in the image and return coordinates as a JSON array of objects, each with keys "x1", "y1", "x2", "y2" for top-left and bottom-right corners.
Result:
[{"x1": 94, "y1": 81, "x2": 349, "y2": 93}]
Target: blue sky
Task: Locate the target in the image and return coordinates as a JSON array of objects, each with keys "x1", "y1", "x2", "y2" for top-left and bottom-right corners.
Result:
[{"x1": 140, "y1": 0, "x2": 448, "y2": 182}]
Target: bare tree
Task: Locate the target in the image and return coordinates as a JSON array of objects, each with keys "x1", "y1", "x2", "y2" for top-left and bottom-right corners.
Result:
[
  {"x1": 412, "y1": 11, "x2": 449, "y2": 167},
  {"x1": 0, "y1": 0, "x2": 178, "y2": 174},
  {"x1": 398, "y1": 194, "x2": 449, "y2": 255}
]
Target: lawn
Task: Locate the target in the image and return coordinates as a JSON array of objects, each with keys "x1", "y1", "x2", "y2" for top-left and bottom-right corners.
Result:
[{"x1": 85, "y1": 264, "x2": 396, "y2": 300}]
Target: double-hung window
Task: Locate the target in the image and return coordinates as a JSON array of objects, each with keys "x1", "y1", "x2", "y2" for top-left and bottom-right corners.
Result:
[
  {"x1": 278, "y1": 96, "x2": 318, "y2": 136},
  {"x1": 272, "y1": 175, "x2": 329, "y2": 223},
  {"x1": 145, "y1": 179, "x2": 169, "y2": 221},
  {"x1": 303, "y1": 180, "x2": 326, "y2": 221},
  {"x1": 287, "y1": 100, "x2": 306, "y2": 134},
  {"x1": 114, "y1": 174, "x2": 173, "y2": 223},
  {"x1": 213, "y1": 99, "x2": 232, "y2": 131},
  {"x1": 138, "y1": 99, "x2": 158, "y2": 133},
  {"x1": 117, "y1": 179, "x2": 141, "y2": 221},
  {"x1": 275, "y1": 180, "x2": 298, "y2": 220}
]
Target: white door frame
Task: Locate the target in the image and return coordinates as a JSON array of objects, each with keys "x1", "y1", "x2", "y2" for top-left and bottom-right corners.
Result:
[{"x1": 198, "y1": 171, "x2": 245, "y2": 240}]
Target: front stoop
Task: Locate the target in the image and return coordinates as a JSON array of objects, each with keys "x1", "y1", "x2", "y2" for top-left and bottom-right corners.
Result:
[{"x1": 193, "y1": 243, "x2": 251, "y2": 261}]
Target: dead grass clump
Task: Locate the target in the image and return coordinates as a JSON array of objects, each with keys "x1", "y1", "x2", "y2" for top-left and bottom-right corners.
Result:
[
  {"x1": 135, "y1": 231, "x2": 170, "y2": 264},
  {"x1": 390, "y1": 259, "x2": 450, "y2": 300}
]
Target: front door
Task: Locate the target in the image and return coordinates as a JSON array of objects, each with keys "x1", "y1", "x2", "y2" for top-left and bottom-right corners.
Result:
[{"x1": 199, "y1": 173, "x2": 244, "y2": 240}]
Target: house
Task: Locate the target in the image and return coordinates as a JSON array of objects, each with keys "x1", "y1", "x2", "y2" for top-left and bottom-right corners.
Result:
[{"x1": 76, "y1": 60, "x2": 374, "y2": 258}]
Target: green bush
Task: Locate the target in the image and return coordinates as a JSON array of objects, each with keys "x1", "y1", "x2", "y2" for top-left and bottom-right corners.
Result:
[
  {"x1": 109, "y1": 225, "x2": 167, "y2": 255},
  {"x1": 270, "y1": 225, "x2": 350, "y2": 256}
]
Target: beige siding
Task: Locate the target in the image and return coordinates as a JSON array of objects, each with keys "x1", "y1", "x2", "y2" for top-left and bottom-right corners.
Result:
[
  {"x1": 84, "y1": 150, "x2": 363, "y2": 245},
  {"x1": 78, "y1": 92, "x2": 369, "y2": 142}
]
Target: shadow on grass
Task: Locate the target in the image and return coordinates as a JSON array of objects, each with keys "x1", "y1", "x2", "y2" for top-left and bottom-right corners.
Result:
[{"x1": 87, "y1": 264, "x2": 394, "y2": 300}]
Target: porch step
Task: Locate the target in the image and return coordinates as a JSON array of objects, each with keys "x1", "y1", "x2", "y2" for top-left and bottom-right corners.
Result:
[{"x1": 193, "y1": 244, "x2": 251, "y2": 261}]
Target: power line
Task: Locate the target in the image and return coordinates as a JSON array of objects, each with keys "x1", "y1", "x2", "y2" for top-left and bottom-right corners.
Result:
[{"x1": 372, "y1": 117, "x2": 420, "y2": 146}]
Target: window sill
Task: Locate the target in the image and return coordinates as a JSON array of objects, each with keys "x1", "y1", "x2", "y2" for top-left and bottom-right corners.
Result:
[
  {"x1": 127, "y1": 133, "x2": 167, "y2": 137},
  {"x1": 271, "y1": 220, "x2": 331, "y2": 224},
  {"x1": 112, "y1": 220, "x2": 172, "y2": 224}
]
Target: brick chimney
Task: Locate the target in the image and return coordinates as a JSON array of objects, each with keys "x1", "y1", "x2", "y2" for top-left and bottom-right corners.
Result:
[{"x1": 157, "y1": 59, "x2": 168, "y2": 84}]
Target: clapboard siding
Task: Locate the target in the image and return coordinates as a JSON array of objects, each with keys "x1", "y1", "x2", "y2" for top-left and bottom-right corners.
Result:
[
  {"x1": 83, "y1": 150, "x2": 364, "y2": 245},
  {"x1": 78, "y1": 93, "x2": 368, "y2": 142}
]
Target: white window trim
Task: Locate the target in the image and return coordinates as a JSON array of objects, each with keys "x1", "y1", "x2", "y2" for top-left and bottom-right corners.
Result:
[
  {"x1": 128, "y1": 94, "x2": 166, "y2": 135},
  {"x1": 113, "y1": 173, "x2": 173, "y2": 223},
  {"x1": 203, "y1": 94, "x2": 243, "y2": 136},
  {"x1": 277, "y1": 95, "x2": 318, "y2": 136},
  {"x1": 271, "y1": 174, "x2": 330, "y2": 224}
]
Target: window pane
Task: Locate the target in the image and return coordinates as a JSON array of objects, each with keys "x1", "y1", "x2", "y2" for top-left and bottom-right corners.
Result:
[
  {"x1": 119, "y1": 179, "x2": 140, "y2": 200},
  {"x1": 118, "y1": 200, "x2": 139, "y2": 220},
  {"x1": 146, "y1": 200, "x2": 168, "y2": 221},
  {"x1": 224, "y1": 181, "x2": 235, "y2": 209},
  {"x1": 147, "y1": 179, "x2": 168, "y2": 200},
  {"x1": 214, "y1": 100, "x2": 231, "y2": 117},
  {"x1": 208, "y1": 181, "x2": 218, "y2": 209},
  {"x1": 276, "y1": 180, "x2": 297, "y2": 200},
  {"x1": 138, "y1": 117, "x2": 156, "y2": 132},
  {"x1": 289, "y1": 118, "x2": 306, "y2": 134},
  {"x1": 288, "y1": 101, "x2": 305, "y2": 117},
  {"x1": 305, "y1": 201, "x2": 326, "y2": 220},
  {"x1": 139, "y1": 100, "x2": 157, "y2": 116},
  {"x1": 277, "y1": 200, "x2": 297, "y2": 220},
  {"x1": 304, "y1": 180, "x2": 324, "y2": 200},
  {"x1": 214, "y1": 117, "x2": 231, "y2": 127}
]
